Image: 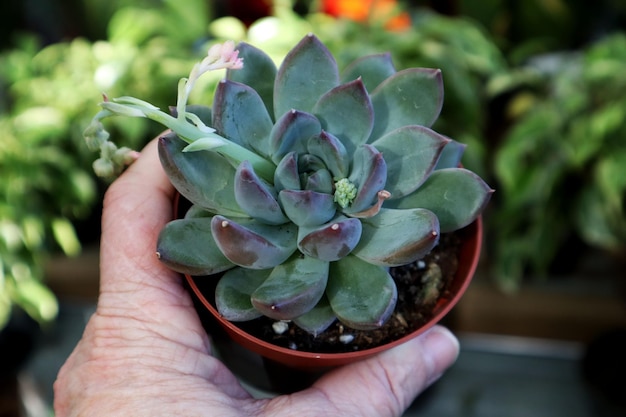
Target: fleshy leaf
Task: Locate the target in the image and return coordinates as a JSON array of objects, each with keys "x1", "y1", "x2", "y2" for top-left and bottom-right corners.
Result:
[
  {"x1": 293, "y1": 296, "x2": 336, "y2": 336},
  {"x1": 234, "y1": 160, "x2": 288, "y2": 225},
  {"x1": 274, "y1": 151, "x2": 301, "y2": 192},
  {"x1": 299, "y1": 153, "x2": 326, "y2": 172},
  {"x1": 297, "y1": 215, "x2": 362, "y2": 261},
  {"x1": 388, "y1": 168, "x2": 493, "y2": 232},
  {"x1": 307, "y1": 131, "x2": 350, "y2": 179},
  {"x1": 170, "y1": 104, "x2": 212, "y2": 126},
  {"x1": 269, "y1": 110, "x2": 321, "y2": 164},
  {"x1": 181, "y1": 136, "x2": 227, "y2": 152},
  {"x1": 156, "y1": 217, "x2": 235, "y2": 275},
  {"x1": 370, "y1": 68, "x2": 444, "y2": 140},
  {"x1": 227, "y1": 42, "x2": 277, "y2": 119},
  {"x1": 278, "y1": 189, "x2": 336, "y2": 226},
  {"x1": 353, "y1": 208, "x2": 440, "y2": 266},
  {"x1": 327, "y1": 255, "x2": 397, "y2": 330},
  {"x1": 304, "y1": 168, "x2": 334, "y2": 193},
  {"x1": 435, "y1": 139, "x2": 466, "y2": 170},
  {"x1": 341, "y1": 52, "x2": 396, "y2": 93},
  {"x1": 371, "y1": 125, "x2": 449, "y2": 199},
  {"x1": 184, "y1": 204, "x2": 213, "y2": 219},
  {"x1": 158, "y1": 132, "x2": 245, "y2": 217},
  {"x1": 251, "y1": 255, "x2": 329, "y2": 320},
  {"x1": 211, "y1": 215, "x2": 297, "y2": 269},
  {"x1": 312, "y1": 78, "x2": 373, "y2": 156},
  {"x1": 212, "y1": 79, "x2": 273, "y2": 157},
  {"x1": 215, "y1": 268, "x2": 269, "y2": 321},
  {"x1": 274, "y1": 34, "x2": 339, "y2": 118},
  {"x1": 345, "y1": 144, "x2": 387, "y2": 214}
]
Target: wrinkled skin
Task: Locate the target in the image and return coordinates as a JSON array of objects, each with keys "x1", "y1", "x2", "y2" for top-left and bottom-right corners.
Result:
[{"x1": 53, "y1": 139, "x2": 459, "y2": 417}]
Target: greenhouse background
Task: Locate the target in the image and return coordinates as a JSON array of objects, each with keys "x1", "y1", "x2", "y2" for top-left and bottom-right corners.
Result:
[{"x1": 1, "y1": 1, "x2": 625, "y2": 416}]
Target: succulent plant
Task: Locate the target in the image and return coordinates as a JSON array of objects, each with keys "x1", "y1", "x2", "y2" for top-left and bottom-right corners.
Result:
[{"x1": 85, "y1": 34, "x2": 492, "y2": 334}]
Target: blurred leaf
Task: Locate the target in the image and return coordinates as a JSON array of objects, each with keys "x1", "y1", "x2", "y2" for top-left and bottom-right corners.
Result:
[
  {"x1": 595, "y1": 150, "x2": 626, "y2": 209},
  {"x1": 51, "y1": 218, "x2": 82, "y2": 257},
  {"x1": 12, "y1": 277, "x2": 59, "y2": 325},
  {"x1": 0, "y1": 291, "x2": 10, "y2": 330},
  {"x1": 108, "y1": 8, "x2": 164, "y2": 45}
]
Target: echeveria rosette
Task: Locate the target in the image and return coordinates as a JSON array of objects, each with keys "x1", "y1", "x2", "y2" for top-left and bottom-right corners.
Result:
[{"x1": 153, "y1": 34, "x2": 492, "y2": 333}]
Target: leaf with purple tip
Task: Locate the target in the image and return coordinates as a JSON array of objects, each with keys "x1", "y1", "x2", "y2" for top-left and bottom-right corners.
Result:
[
  {"x1": 435, "y1": 139, "x2": 466, "y2": 170},
  {"x1": 234, "y1": 160, "x2": 287, "y2": 225},
  {"x1": 158, "y1": 132, "x2": 245, "y2": 217},
  {"x1": 312, "y1": 78, "x2": 373, "y2": 156},
  {"x1": 371, "y1": 125, "x2": 449, "y2": 199},
  {"x1": 307, "y1": 131, "x2": 350, "y2": 178},
  {"x1": 303, "y1": 168, "x2": 334, "y2": 194},
  {"x1": 269, "y1": 109, "x2": 321, "y2": 164},
  {"x1": 274, "y1": 151, "x2": 301, "y2": 192},
  {"x1": 227, "y1": 42, "x2": 277, "y2": 119},
  {"x1": 210, "y1": 215, "x2": 297, "y2": 269},
  {"x1": 156, "y1": 217, "x2": 235, "y2": 275},
  {"x1": 370, "y1": 68, "x2": 444, "y2": 140},
  {"x1": 278, "y1": 189, "x2": 336, "y2": 227},
  {"x1": 215, "y1": 268, "x2": 269, "y2": 321},
  {"x1": 345, "y1": 144, "x2": 387, "y2": 215},
  {"x1": 353, "y1": 208, "x2": 440, "y2": 266},
  {"x1": 212, "y1": 79, "x2": 273, "y2": 157},
  {"x1": 251, "y1": 255, "x2": 329, "y2": 320},
  {"x1": 274, "y1": 34, "x2": 339, "y2": 117},
  {"x1": 327, "y1": 255, "x2": 397, "y2": 330},
  {"x1": 297, "y1": 215, "x2": 362, "y2": 261},
  {"x1": 341, "y1": 52, "x2": 396, "y2": 92},
  {"x1": 389, "y1": 168, "x2": 493, "y2": 232},
  {"x1": 293, "y1": 296, "x2": 336, "y2": 336}
]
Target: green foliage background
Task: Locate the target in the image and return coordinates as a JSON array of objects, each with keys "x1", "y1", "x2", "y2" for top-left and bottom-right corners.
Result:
[{"x1": 1, "y1": 0, "x2": 625, "y2": 328}]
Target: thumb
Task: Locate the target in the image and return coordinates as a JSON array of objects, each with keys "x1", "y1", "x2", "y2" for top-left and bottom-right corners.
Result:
[{"x1": 298, "y1": 326, "x2": 459, "y2": 417}]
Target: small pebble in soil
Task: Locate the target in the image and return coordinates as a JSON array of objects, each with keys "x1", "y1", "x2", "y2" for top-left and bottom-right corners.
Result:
[
  {"x1": 272, "y1": 321, "x2": 290, "y2": 335},
  {"x1": 339, "y1": 334, "x2": 355, "y2": 344},
  {"x1": 416, "y1": 260, "x2": 426, "y2": 269}
]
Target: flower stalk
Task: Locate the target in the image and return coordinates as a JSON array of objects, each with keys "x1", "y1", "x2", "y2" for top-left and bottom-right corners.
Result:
[{"x1": 85, "y1": 41, "x2": 275, "y2": 182}]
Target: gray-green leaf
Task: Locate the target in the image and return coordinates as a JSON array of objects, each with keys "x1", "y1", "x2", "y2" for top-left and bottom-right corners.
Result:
[
  {"x1": 371, "y1": 125, "x2": 449, "y2": 199},
  {"x1": 212, "y1": 79, "x2": 273, "y2": 157},
  {"x1": 370, "y1": 68, "x2": 444, "y2": 140},
  {"x1": 215, "y1": 267, "x2": 269, "y2": 321},
  {"x1": 341, "y1": 52, "x2": 396, "y2": 93},
  {"x1": 210, "y1": 215, "x2": 297, "y2": 269},
  {"x1": 252, "y1": 255, "x2": 329, "y2": 320},
  {"x1": 293, "y1": 296, "x2": 336, "y2": 336},
  {"x1": 274, "y1": 34, "x2": 339, "y2": 118},
  {"x1": 327, "y1": 256, "x2": 397, "y2": 330},
  {"x1": 158, "y1": 132, "x2": 245, "y2": 217},
  {"x1": 156, "y1": 217, "x2": 235, "y2": 275},
  {"x1": 389, "y1": 168, "x2": 493, "y2": 232},
  {"x1": 312, "y1": 78, "x2": 373, "y2": 156},
  {"x1": 227, "y1": 42, "x2": 277, "y2": 119},
  {"x1": 353, "y1": 208, "x2": 440, "y2": 266}
]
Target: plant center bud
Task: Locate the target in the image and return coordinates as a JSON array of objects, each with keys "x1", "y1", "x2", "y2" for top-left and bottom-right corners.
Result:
[{"x1": 334, "y1": 178, "x2": 357, "y2": 208}]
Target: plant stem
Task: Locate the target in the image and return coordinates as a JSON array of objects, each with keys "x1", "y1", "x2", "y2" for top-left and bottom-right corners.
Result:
[{"x1": 101, "y1": 102, "x2": 276, "y2": 182}]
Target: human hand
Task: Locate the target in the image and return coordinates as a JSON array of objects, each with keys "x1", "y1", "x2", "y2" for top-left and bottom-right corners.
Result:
[{"x1": 53, "y1": 138, "x2": 460, "y2": 417}]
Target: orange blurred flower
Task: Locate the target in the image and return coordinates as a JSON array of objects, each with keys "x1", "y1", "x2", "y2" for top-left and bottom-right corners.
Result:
[{"x1": 320, "y1": 0, "x2": 411, "y2": 31}]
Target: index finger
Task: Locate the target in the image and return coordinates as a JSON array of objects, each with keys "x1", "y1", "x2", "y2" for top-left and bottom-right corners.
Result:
[{"x1": 99, "y1": 135, "x2": 177, "y2": 292}]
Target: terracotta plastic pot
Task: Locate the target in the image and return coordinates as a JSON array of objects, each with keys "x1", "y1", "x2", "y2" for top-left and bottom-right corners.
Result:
[{"x1": 177, "y1": 195, "x2": 483, "y2": 370}]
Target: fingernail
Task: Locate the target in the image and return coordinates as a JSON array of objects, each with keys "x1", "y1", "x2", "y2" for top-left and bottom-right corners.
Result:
[{"x1": 421, "y1": 326, "x2": 460, "y2": 385}]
